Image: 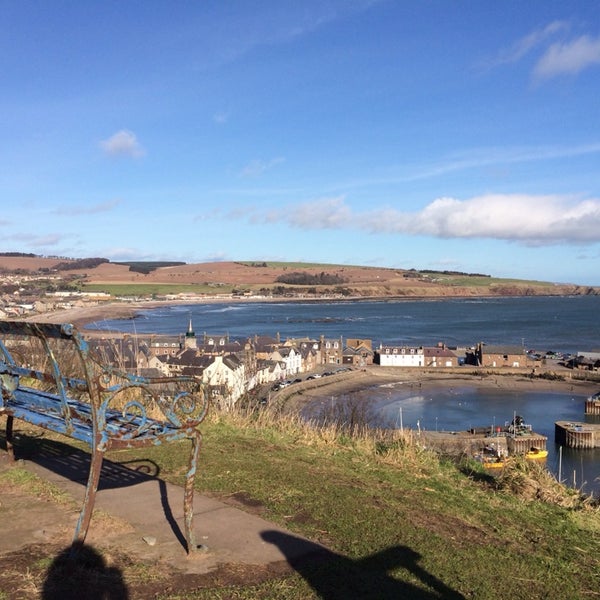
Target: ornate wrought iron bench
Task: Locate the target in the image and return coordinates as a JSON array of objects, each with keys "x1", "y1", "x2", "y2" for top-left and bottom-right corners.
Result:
[{"x1": 0, "y1": 321, "x2": 208, "y2": 553}]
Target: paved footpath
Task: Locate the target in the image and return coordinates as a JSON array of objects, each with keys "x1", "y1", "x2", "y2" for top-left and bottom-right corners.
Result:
[{"x1": 9, "y1": 449, "x2": 325, "y2": 575}]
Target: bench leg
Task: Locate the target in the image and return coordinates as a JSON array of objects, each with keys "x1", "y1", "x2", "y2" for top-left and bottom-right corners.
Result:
[
  {"x1": 5, "y1": 415, "x2": 14, "y2": 461},
  {"x1": 73, "y1": 443, "x2": 104, "y2": 546},
  {"x1": 183, "y1": 431, "x2": 201, "y2": 553}
]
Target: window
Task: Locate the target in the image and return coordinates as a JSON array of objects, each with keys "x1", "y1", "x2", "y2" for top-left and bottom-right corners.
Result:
[{"x1": 393, "y1": 348, "x2": 397, "y2": 354}]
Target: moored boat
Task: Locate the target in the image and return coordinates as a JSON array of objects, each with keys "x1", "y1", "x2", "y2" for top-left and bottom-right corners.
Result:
[
  {"x1": 474, "y1": 414, "x2": 548, "y2": 468},
  {"x1": 525, "y1": 447, "x2": 548, "y2": 460}
]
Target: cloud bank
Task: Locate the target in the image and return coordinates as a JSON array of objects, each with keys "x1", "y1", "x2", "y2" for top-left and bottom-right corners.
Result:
[{"x1": 248, "y1": 195, "x2": 600, "y2": 246}]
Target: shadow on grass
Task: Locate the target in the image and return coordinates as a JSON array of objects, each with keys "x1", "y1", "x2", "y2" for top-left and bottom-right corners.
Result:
[
  {"x1": 42, "y1": 541, "x2": 128, "y2": 599},
  {"x1": 458, "y1": 463, "x2": 498, "y2": 487},
  {"x1": 262, "y1": 530, "x2": 465, "y2": 600},
  {"x1": 0, "y1": 430, "x2": 160, "y2": 488}
]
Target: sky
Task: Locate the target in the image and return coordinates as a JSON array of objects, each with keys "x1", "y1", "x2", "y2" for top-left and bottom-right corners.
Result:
[{"x1": 2, "y1": 1, "x2": 600, "y2": 285}]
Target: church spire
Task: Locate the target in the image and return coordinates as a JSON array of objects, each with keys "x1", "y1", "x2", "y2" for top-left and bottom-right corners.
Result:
[
  {"x1": 186, "y1": 314, "x2": 195, "y2": 338},
  {"x1": 184, "y1": 313, "x2": 197, "y2": 349}
]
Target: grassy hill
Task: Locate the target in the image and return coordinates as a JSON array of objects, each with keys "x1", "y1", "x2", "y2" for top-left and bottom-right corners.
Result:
[{"x1": 1, "y1": 255, "x2": 597, "y2": 299}]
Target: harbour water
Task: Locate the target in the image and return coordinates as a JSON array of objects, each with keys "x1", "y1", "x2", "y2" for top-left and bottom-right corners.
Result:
[{"x1": 88, "y1": 295, "x2": 600, "y2": 495}]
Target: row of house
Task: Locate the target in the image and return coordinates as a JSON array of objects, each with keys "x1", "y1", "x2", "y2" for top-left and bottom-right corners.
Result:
[{"x1": 89, "y1": 318, "x2": 532, "y2": 409}]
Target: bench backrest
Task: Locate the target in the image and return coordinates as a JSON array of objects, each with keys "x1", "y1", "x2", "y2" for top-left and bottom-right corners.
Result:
[{"x1": 0, "y1": 321, "x2": 208, "y2": 443}]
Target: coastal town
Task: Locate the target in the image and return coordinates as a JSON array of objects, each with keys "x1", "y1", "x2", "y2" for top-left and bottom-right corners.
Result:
[{"x1": 2, "y1": 259, "x2": 600, "y2": 411}]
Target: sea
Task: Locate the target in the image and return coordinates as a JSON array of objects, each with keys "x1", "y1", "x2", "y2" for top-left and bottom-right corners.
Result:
[{"x1": 87, "y1": 295, "x2": 600, "y2": 495}]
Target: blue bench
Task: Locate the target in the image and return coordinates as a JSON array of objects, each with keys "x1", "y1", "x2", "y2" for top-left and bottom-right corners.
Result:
[{"x1": 0, "y1": 320, "x2": 209, "y2": 553}]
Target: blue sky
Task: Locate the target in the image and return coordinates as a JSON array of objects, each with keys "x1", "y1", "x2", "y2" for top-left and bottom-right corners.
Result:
[{"x1": 2, "y1": 1, "x2": 600, "y2": 285}]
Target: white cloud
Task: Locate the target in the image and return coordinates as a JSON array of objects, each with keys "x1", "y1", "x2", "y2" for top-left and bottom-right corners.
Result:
[
  {"x1": 534, "y1": 35, "x2": 600, "y2": 79},
  {"x1": 203, "y1": 251, "x2": 229, "y2": 262},
  {"x1": 239, "y1": 195, "x2": 600, "y2": 246},
  {"x1": 11, "y1": 233, "x2": 66, "y2": 247},
  {"x1": 239, "y1": 157, "x2": 284, "y2": 178},
  {"x1": 102, "y1": 247, "x2": 154, "y2": 261},
  {"x1": 367, "y1": 195, "x2": 600, "y2": 245},
  {"x1": 52, "y1": 199, "x2": 122, "y2": 216},
  {"x1": 286, "y1": 196, "x2": 353, "y2": 229},
  {"x1": 486, "y1": 20, "x2": 569, "y2": 68},
  {"x1": 100, "y1": 130, "x2": 145, "y2": 158}
]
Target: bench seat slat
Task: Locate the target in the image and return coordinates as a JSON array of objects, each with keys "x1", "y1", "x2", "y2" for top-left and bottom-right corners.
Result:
[{"x1": 2, "y1": 389, "x2": 189, "y2": 449}]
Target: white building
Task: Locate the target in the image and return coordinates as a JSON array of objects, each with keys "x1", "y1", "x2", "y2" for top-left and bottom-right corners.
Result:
[{"x1": 376, "y1": 345, "x2": 424, "y2": 367}]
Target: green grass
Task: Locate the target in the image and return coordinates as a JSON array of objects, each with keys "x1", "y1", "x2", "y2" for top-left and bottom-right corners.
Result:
[
  {"x1": 0, "y1": 466, "x2": 75, "y2": 507},
  {"x1": 110, "y1": 409, "x2": 600, "y2": 599},
  {"x1": 421, "y1": 274, "x2": 555, "y2": 288},
  {"x1": 2, "y1": 413, "x2": 597, "y2": 598}
]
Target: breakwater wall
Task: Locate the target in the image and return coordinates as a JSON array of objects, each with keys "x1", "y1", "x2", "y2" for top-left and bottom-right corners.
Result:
[{"x1": 555, "y1": 421, "x2": 600, "y2": 449}]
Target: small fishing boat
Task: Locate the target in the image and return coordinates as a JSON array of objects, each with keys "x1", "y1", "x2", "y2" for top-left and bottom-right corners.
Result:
[
  {"x1": 474, "y1": 444, "x2": 506, "y2": 469},
  {"x1": 525, "y1": 447, "x2": 548, "y2": 460},
  {"x1": 474, "y1": 414, "x2": 548, "y2": 468}
]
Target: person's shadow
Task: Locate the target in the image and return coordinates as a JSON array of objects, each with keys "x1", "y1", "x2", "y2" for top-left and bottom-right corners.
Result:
[
  {"x1": 42, "y1": 542, "x2": 128, "y2": 600},
  {"x1": 261, "y1": 530, "x2": 464, "y2": 599}
]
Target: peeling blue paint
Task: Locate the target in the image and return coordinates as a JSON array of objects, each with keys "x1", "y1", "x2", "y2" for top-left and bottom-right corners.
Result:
[{"x1": 0, "y1": 320, "x2": 208, "y2": 554}]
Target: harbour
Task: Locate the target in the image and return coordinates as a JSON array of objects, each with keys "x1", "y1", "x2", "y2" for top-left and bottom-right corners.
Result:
[{"x1": 88, "y1": 296, "x2": 600, "y2": 496}]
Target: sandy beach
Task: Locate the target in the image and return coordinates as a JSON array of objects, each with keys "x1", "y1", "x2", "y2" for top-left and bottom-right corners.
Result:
[{"x1": 26, "y1": 300, "x2": 198, "y2": 330}]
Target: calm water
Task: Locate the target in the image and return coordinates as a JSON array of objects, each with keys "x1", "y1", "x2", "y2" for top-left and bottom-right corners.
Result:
[
  {"x1": 89, "y1": 296, "x2": 600, "y2": 354},
  {"x1": 88, "y1": 296, "x2": 600, "y2": 495}
]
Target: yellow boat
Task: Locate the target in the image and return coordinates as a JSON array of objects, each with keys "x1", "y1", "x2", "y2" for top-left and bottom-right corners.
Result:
[
  {"x1": 479, "y1": 456, "x2": 505, "y2": 469},
  {"x1": 525, "y1": 447, "x2": 548, "y2": 461},
  {"x1": 475, "y1": 446, "x2": 506, "y2": 469}
]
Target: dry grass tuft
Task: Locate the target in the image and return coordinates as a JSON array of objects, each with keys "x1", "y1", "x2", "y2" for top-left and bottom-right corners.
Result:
[
  {"x1": 209, "y1": 404, "x2": 446, "y2": 471},
  {"x1": 495, "y1": 457, "x2": 595, "y2": 509}
]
